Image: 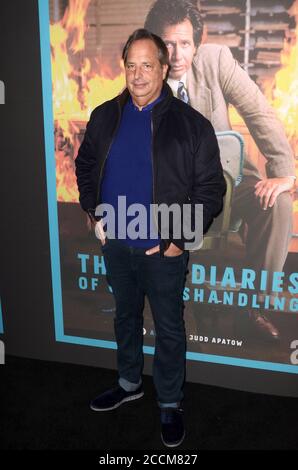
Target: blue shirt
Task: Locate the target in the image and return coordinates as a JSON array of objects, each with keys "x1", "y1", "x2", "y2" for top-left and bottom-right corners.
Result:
[{"x1": 100, "y1": 92, "x2": 164, "y2": 248}]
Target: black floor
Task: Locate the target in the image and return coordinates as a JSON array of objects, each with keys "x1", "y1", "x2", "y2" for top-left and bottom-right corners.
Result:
[{"x1": 0, "y1": 355, "x2": 297, "y2": 451}]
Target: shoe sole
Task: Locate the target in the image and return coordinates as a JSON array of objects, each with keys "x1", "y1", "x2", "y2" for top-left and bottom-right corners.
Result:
[
  {"x1": 161, "y1": 430, "x2": 185, "y2": 448},
  {"x1": 90, "y1": 391, "x2": 144, "y2": 411}
]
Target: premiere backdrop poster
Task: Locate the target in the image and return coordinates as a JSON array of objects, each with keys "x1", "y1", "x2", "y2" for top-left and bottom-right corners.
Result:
[{"x1": 39, "y1": 0, "x2": 298, "y2": 374}]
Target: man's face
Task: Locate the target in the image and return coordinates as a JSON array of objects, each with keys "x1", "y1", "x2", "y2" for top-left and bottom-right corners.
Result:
[
  {"x1": 161, "y1": 19, "x2": 197, "y2": 80},
  {"x1": 125, "y1": 39, "x2": 168, "y2": 107}
]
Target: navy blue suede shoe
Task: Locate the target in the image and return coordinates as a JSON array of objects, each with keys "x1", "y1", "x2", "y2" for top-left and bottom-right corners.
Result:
[
  {"x1": 90, "y1": 385, "x2": 144, "y2": 411},
  {"x1": 160, "y1": 407, "x2": 185, "y2": 447}
]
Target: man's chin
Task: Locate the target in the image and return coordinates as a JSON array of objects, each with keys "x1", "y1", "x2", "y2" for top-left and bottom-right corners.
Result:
[
  {"x1": 128, "y1": 86, "x2": 148, "y2": 96},
  {"x1": 169, "y1": 68, "x2": 185, "y2": 80},
  {"x1": 130, "y1": 89, "x2": 150, "y2": 98}
]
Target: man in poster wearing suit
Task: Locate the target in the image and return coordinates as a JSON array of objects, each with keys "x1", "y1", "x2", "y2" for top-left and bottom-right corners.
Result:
[{"x1": 145, "y1": 0, "x2": 296, "y2": 340}]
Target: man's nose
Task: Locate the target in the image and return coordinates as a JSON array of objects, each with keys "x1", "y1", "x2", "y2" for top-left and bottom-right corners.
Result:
[
  {"x1": 134, "y1": 66, "x2": 143, "y2": 79},
  {"x1": 173, "y1": 45, "x2": 183, "y2": 61}
]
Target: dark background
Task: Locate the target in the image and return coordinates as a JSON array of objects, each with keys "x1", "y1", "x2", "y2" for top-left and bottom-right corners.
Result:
[{"x1": 0, "y1": 0, "x2": 297, "y2": 397}]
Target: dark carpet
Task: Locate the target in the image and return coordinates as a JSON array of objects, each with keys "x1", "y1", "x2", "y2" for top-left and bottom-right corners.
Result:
[{"x1": 0, "y1": 355, "x2": 297, "y2": 450}]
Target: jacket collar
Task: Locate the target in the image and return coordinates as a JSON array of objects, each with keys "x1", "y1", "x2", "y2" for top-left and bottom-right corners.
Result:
[{"x1": 186, "y1": 61, "x2": 212, "y2": 120}]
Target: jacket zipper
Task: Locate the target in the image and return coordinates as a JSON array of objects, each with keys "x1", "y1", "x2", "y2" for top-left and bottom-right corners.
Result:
[
  {"x1": 95, "y1": 101, "x2": 122, "y2": 207},
  {"x1": 151, "y1": 113, "x2": 161, "y2": 238}
]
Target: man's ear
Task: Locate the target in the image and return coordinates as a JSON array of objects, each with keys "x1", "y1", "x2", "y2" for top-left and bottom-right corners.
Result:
[{"x1": 162, "y1": 64, "x2": 168, "y2": 80}]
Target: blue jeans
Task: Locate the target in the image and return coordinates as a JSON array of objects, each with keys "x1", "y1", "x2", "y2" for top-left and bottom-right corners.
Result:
[{"x1": 101, "y1": 238, "x2": 189, "y2": 408}]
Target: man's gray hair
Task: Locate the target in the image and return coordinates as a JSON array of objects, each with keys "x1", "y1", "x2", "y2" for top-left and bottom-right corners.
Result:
[{"x1": 122, "y1": 28, "x2": 170, "y2": 68}]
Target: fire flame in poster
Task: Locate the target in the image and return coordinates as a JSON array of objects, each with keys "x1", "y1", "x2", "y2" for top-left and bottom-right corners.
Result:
[{"x1": 50, "y1": 0, "x2": 125, "y2": 202}]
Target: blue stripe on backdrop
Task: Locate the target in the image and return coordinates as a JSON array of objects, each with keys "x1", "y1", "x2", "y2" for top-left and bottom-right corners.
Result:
[{"x1": 0, "y1": 299, "x2": 4, "y2": 333}]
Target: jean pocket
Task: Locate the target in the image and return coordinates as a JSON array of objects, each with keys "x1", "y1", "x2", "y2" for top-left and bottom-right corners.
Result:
[{"x1": 101, "y1": 238, "x2": 110, "y2": 251}]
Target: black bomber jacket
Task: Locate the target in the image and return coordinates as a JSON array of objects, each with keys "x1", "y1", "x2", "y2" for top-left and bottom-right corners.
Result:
[{"x1": 75, "y1": 83, "x2": 226, "y2": 255}]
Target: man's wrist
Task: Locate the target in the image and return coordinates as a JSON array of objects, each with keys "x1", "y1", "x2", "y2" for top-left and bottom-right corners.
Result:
[
  {"x1": 170, "y1": 240, "x2": 184, "y2": 251},
  {"x1": 87, "y1": 208, "x2": 100, "y2": 222},
  {"x1": 285, "y1": 176, "x2": 296, "y2": 189}
]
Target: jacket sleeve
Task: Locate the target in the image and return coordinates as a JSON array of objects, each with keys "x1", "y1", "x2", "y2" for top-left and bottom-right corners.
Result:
[
  {"x1": 219, "y1": 45, "x2": 295, "y2": 178},
  {"x1": 171, "y1": 119, "x2": 226, "y2": 251},
  {"x1": 192, "y1": 120, "x2": 227, "y2": 231},
  {"x1": 75, "y1": 110, "x2": 98, "y2": 212}
]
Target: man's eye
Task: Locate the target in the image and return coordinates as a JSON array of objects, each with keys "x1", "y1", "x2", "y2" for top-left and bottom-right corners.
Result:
[
  {"x1": 144, "y1": 64, "x2": 152, "y2": 70},
  {"x1": 182, "y1": 42, "x2": 190, "y2": 47},
  {"x1": 127, "y1": 64, "x2": 135, "y2": 70}
]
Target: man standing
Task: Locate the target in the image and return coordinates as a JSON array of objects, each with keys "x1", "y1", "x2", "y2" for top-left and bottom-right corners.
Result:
[
  {"x1": 75, "y1": 29, "x2": 225, "y2": 447},
  {"x1": 145, "y1": 0, "x2": 296, "y2": 340}
]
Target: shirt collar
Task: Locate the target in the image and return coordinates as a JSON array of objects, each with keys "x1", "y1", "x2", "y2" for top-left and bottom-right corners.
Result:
[
  {"x1": 128, "y1": 89, "x2": 166, "y2": 112},
  {"x1": 167, "y1": 73, "x2": 187, "y2": 97}
]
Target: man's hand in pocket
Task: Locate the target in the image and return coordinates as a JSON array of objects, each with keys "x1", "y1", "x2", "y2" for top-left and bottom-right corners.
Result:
[{"x1": 86, "y1": 215, "x2": 106, "y2": 246}]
